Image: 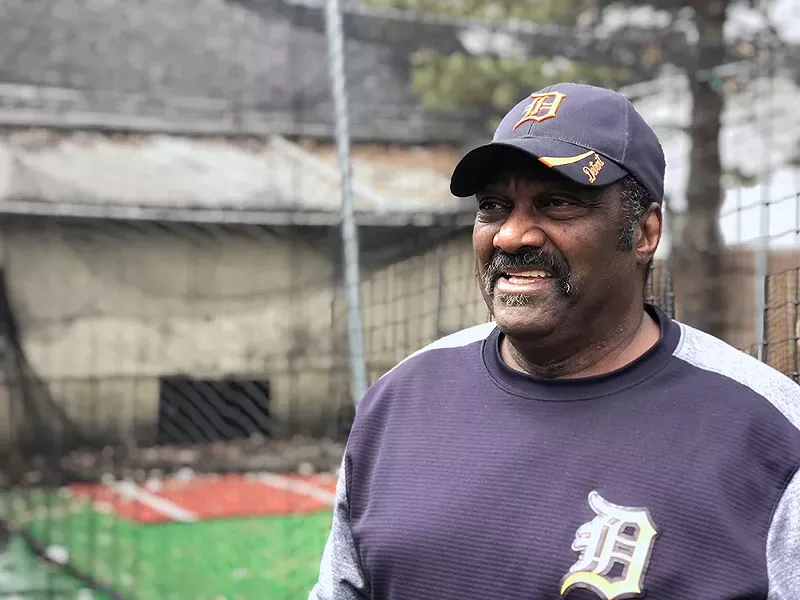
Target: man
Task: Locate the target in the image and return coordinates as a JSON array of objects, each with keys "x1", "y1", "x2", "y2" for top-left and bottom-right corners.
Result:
[{"x1": 309, "y1": 83, "x2": 800, "y2": 599}]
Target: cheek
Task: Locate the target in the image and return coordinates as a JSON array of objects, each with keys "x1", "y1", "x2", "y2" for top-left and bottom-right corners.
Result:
[
  {"x1": 575, "y1": 232, "x2": 633, "y2": 284},
  {"x1": 560, "y1": 227, "x2": 620, "y2": 275},
  {"x1": 472, "y1": 225, "x2": 496, "y2": 265}
]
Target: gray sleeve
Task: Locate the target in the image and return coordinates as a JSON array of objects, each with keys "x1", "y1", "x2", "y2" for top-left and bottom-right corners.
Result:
[
  {"x1": 308, "y1": 454, "x2": 370, "y2": 600},
  {"x1": 767, "y1": 465, "x2": 800, "y2": 599}
]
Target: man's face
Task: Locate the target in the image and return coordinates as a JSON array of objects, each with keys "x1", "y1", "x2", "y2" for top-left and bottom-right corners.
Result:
[{"x1": 472, "y1": 158, "x2": 640, "y2": 341}]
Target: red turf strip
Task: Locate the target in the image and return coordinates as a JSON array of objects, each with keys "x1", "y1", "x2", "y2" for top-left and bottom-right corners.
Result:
[{"x1": 70, "y1": 474, "x2": 338, "y2": 524}]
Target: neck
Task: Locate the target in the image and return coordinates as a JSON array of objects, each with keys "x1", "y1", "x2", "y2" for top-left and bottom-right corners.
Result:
[{"x1": 500, "y1": 305, "x2": 660, "y2": 379}]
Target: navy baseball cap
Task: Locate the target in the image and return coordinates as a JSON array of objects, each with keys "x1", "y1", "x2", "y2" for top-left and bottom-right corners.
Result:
[{"x1": 450, "y1": 82, "x2": 666, "y2": 204}]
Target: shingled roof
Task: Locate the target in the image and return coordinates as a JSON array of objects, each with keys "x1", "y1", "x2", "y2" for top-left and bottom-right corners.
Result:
[
  {"x1": 0, "y1": 0, "x2": 476, "y2": 141},
  {"x1": 0, "y1": 0, "x2": 408, "y2": 106}
]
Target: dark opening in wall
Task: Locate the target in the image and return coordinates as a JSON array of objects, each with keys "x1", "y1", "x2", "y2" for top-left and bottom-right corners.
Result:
[{"x1": 157, "y1": 377, "x2": 271, "y2": 445}]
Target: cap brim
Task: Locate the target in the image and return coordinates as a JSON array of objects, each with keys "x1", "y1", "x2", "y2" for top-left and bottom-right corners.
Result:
[{"x1": 450, "y1": 138, "x2": 628, "y2": 197}]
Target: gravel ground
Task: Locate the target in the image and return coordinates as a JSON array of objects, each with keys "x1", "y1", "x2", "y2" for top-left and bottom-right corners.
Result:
[{"x1": 4, "y1": 435, "x2": 345, "y2": 487}]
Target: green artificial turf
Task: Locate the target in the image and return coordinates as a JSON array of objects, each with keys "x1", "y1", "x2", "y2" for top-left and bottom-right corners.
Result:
[
  {"x1": 1, "y1": 490, "x2": 332, "y2": 599},
  {"x1": 0, "y1": 535, "x2": 98, "y2": 600}
]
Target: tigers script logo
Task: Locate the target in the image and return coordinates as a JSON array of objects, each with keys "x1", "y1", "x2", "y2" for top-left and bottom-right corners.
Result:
[{"x1": 583, "y1": 154, "x2": 605, "y2": 183}]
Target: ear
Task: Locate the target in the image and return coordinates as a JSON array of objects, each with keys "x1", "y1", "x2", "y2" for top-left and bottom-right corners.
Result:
[{"x1": 636, "y1": 203, "x2": 662, "y2": 266}]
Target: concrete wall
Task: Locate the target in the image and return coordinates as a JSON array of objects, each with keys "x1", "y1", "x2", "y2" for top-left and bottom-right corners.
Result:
[
  {"x1": 0, "y1": 219, "x2": 343, "y2": 446},
  {"x1": 0, "y1": 222, "x2": 488, "y2": 449}
]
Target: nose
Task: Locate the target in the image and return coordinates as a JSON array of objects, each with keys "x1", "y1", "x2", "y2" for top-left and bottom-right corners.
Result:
[{"x1": 493, "y1": 204, "x2": 547, "y2": 254}]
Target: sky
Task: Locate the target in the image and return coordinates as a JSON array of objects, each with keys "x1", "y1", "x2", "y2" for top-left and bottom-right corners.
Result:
[{"x1": 621, "y1": 0, "x2": 800, "y2": 256}]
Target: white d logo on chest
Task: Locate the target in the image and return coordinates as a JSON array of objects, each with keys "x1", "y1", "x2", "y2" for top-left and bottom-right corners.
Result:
[{"x1": 560, "y1": 490, "x2": 659, "y2": 600}]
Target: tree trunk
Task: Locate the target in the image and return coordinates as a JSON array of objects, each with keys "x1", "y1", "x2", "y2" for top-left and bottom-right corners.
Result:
[{"x1": 671, "y1": 1, "x2": 729, "y2": 338}]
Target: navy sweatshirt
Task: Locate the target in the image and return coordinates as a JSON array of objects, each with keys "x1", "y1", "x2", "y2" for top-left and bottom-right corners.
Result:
[{"x1": 310, "y1": 306, "x2": 800, "y2": 599}]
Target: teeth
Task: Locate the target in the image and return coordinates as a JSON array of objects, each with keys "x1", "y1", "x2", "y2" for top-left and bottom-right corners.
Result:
[{"x1": 506, "y1": 270, "x2": 551, "y2": 278}]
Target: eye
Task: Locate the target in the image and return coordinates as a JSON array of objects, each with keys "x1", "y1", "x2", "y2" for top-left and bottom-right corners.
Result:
[
  {"x1": 477, "y1": 196, "x2": 509, "y2": 212},
  {"x1": 543, "y1": 196, "x2": 576, "y2": 208}
]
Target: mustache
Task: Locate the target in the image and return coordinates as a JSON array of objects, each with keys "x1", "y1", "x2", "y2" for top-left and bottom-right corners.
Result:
[{"x1": 482, "y1": 248, "x2": 572, "y2": 297}]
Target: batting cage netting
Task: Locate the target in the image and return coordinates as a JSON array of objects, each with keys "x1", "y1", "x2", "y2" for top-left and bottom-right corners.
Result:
[{"x1": 0, "y1": 0, "x2": 797, "y2": 598}]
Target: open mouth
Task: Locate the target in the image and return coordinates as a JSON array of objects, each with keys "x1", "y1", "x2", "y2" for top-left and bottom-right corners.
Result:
[
  {"x1": 498, "y1": 270, "x2": 553, "y2": 285},
  {"x1": 493, "y1": 269, "x2": 556, "y2": 299}
]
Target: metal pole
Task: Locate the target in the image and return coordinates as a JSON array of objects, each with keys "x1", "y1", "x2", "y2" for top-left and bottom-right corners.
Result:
[
  {"x1": 324, "y1": 0, "x2": 369, "y2": 406},
  {"x1": 754, "y1": 17, "x2": 774, "y2": 362},
  {"x1": 435, "y1": 244, "x2": 445, "y2": 339}
]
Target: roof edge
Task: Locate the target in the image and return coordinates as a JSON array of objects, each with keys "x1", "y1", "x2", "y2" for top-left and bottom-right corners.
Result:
[
  {"x1": 0, "y1": 100, "x2": 479, "y2": 145},
  {"x1": 0, "y1": 198, "x2": 476, "y2": 228}
]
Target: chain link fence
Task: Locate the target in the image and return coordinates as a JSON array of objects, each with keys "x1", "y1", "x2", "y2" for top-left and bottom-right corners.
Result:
[{"x1": 0, "y1": 0, "x2": 798, "y2": 598}]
